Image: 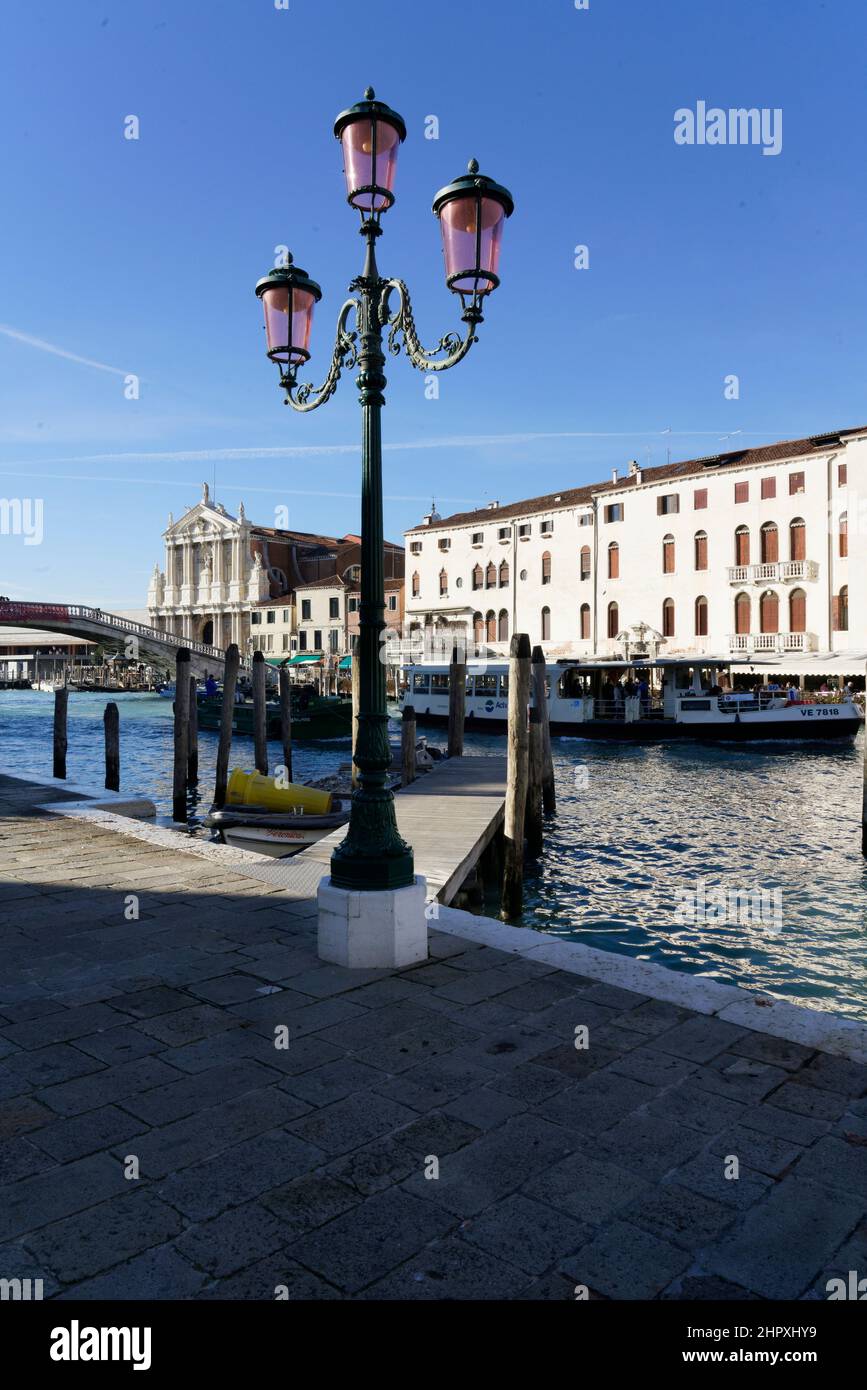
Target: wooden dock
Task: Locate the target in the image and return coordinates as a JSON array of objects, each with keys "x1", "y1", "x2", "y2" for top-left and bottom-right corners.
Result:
[{"x1": 242, "y1": 755, "x2": 506, "y2": 903}]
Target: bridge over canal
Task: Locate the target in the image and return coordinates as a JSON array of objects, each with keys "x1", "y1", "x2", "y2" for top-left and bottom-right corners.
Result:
[{"x1": 0, "y1": 601, "x2": 228, "y2": 677}]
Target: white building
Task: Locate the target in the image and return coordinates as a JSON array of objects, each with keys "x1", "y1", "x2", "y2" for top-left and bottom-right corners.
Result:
[{"x1": 404, "y1": 425, "x2": 867, "y2": 673}]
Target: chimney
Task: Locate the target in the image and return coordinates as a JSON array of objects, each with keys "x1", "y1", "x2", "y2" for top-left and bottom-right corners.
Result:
[
  {"x1": 487, "y1": 500, "x2": 499, "y2": 510},
  {"x1": 611, "y1": 469, "x2": 618, "y2": 484},
  {"x1": 628, "y1": 459, "x2": 642, "y2": 484}
]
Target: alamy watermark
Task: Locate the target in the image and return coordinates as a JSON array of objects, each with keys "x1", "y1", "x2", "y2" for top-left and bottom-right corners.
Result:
[
  {"x1": 674, "y1": 102, "x2": 782, "y2": 157},
  {"x1": 674, "y1": 878, "x2": 782, "y2": 935},
  {"x1": 0, "y1": 497, "x2": 43, "y2": 545}
]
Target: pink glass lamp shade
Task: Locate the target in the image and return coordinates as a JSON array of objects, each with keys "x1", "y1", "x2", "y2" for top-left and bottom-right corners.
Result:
[
  {"x1": 433, "y1": 160, "x2": 515, "y2": 299},
  {"x1": 254, "y1": 257, "x2": 322, "y2": 368},
  {"x1": 334, "y1": 88, "x2": 407, "y2": 215}
]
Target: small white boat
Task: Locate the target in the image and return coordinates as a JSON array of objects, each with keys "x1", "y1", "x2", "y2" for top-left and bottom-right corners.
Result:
[
  {"x1": 30, "y1": 679, "x2": 65, "y2": 692},
  {"x1": 205, "y1": 798, "x2": 351, "y2": 858}
]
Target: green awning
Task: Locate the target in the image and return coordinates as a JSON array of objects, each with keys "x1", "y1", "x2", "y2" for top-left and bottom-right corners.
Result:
[
  {"x1": 338, "y1": 655, "x2": 352, "y2": 670},
  {"x1": 286, "y1": 652, "x2": 323, "y2": 665}
]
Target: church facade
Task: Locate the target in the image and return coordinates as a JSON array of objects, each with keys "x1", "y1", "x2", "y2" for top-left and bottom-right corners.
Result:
[{"x1": 146, "y1": 484, "x2": 403, "y2": 656}]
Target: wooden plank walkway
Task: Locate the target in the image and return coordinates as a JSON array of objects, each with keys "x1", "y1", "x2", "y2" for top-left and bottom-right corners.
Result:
[{"x1": 303, "y1": 754, "x2": 507, "y2": 904}]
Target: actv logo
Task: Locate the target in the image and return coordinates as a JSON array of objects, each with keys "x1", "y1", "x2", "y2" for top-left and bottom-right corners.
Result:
[
  {"x1": 826, "y1": 1271, "x2": 867, "y2": 1300},
  {"x1": 49, "y1": 1321, "x2": 152, "y2": 1371}
]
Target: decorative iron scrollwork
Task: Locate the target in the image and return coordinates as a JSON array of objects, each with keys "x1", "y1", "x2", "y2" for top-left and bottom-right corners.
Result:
[
  {"x1": 378, "y1": 279, "x2": 480, "y2": 373},
  {"x1": 282, "y1": 299, "x2": 361, "y2": 411}
]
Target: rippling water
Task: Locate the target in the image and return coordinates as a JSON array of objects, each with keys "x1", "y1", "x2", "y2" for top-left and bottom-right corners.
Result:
[{"x1": 1, "y1": 691, "x2": 865, "y2": 1019}]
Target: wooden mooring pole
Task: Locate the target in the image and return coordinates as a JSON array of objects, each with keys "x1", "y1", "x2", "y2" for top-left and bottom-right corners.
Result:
[
  {"x1": 252, "y1": 650, "x2": 268, "y2": 776},
  {"x1": 402, "y1": 703, "x2": 417, "y2": 786},
  {"x1": 103, "y1": 701, "x2": 120, "y2": 792},
  {"x1": 279, "y1": 665, "x2": 293, "y2": 785},
  {"x1": 172, "y1": 649, "x2": 191, "y2": 823},
  {"x1": 501, "y1": 632, "x2": 531, "y2": 920},
  {"x1": 351, "y1": 637, "x2": 360, "y2": 789},
  {"x1": 187, "y1": 675, "x2": 199, "y2": 785},
  {"x1": 532, "y1": 644, "x2": 556, "y2": 814},
  {"x1": 526, "y1": 705, "x2": 544, "y2": 857},
  {"x1": 448, "y1": 643, "x2": 466, "y2": 758},
  {"x1": 214, "y1": 643, "x2": 240, "y2": 808},
  {"x1": 53, "y1": 687, "x2": 68, "y2": 779}
]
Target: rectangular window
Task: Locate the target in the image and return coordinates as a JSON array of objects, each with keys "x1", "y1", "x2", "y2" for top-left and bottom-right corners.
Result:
[
  {"x1": 693, "y1": 488, "x2": 708, "y2": 510},
  {"x1": 474, "y1": 674, "x2": 498, "y2": 695},
  {"x1": 301, "y1": 599, "x2": 311, "y2": 621},
  {"x1": 251, "y1": 612, "x2": 261, "y2": 625},
  {"x1": 430, "y1": 674, "x2": 449, "y2": 693},
  {"x1": 329, "y1": 630, "x2": 339, "y2": 653},
  {"x1": 329, "y1": 597, "x2": 339, "y2": 619},
  {"x1": 299, "y1": 631, "x2": 307, "y2": 651},
  {"x1": 410, "y1": 541, "x2": 422, "y2": 554},
  {"x1": 411, "y1": 673, "x2": 430, "y2": 695},
  {"x1": 471, "y1": 531, "x2": 483, "y2": 546},
  {"x1": 282, "y1": 634, "x2": 289, "y2": 651},
  {"x1": 499, "y1": 673, "x2": 509, "y2": 697},
  {"x1": 579, "y1": 514, "x2": 593, "y2": 526},
  {"x1": 734, "y1": 481, "x2": 749, "y2": 504},
  {"x1": 540, "y1": 519, "x2": 553, "y2": 534},
  {"x1": 497, "y1": 526, "x2": 510, "y2": 541},
  {"x1": 761, "y1": 477, "x2": 776, "y2": 500},
  {"x1": 518, "y1": 523, "x2": 531, "y2": 539},
  {"x1": 438, "y1": 537, "x2": 451, "y2": 551},
  {"x1": 348, "y1": 596, "x2": 358, "y2": 612},
  {"x1": 789, "y1": 471, "x2": 805, "y2": 495},
  {"x1": 283, "y1": 609, "x2": 290, "y2": 622},
  {"x1": 839, "y1": 462, "x2": 848, "y2": 486},
  {"x1": 604, "y1": 503, "x2": 624, "y2": 523},
  {"x1": 657, "y1": 494, "x2": 679, "y2": 515},
  {"x1": 313, "y1": 630, "x2": 322, "y2": 650},
  {"x1": 388, "y1": 594, "x2": 398, "y2": 611},
  {"x1": 267, "y1": 610, "x2": 275, "y2": 624}
]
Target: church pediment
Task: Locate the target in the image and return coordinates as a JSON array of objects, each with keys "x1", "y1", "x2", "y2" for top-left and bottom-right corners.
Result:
[{"x1": 164, "y1": 486, "x2": 239, "y2": 539}]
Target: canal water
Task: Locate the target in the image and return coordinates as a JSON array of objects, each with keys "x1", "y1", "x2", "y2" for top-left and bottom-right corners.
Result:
[{"x1": 1, "y1": 690, "x2": 865, "y2": 1020}]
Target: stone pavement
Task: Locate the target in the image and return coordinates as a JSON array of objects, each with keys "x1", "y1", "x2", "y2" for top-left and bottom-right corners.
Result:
[{"x1": 0, "y1": 774, "x2": 865, "y2": 1300}]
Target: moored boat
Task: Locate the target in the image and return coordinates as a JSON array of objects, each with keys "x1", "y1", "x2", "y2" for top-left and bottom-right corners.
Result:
[
  {"x1": 196, "y1": 689, "x2": 352, "y2": 741},
  {"x1": 399, "y1": 656, "x2": 862, "y2": 743},
  {"x1": 205, "y1": 798, "x2": 351, "y2": 857}
]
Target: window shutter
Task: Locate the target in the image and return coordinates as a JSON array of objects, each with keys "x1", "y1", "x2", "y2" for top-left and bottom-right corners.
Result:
[{"x1": 832, "y1": 596, "x2": 840, "y2": 632}]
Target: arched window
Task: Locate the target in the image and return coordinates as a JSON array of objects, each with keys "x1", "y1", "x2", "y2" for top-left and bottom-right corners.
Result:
[
  {"x1": 472, "y1": 563, "x2": 483, "y2": 590},
  {"x1": 485, "y1": 562, "x2": 496, "y2": 589},
  {"x1": 759, "y1": 589, "x2": 779, "y2": 634},
  {"x1": 486, "y1": 610, "x2": 497, "y2": 642},
  {"x1": 439, "y1": 568, "x2": 448, "y2": 596},
  {"x1": 735, "y1": 525, "x2": 750, "y2": 566},
  {"x1": 694, "y1": 531, "x2": 708, "y2": 571},
  {"x1": 839, "y1": 512, "x2": 848, "y2": 558},
  {"x1": 834, "y1": 586, "x2": 849, "y2": 632},
  {"x1": 735, "y1": 591, "x2": 751, "y2": 635},
  {"x1": 662, "y1": 534, "x2": 675, "y2": 574},
  {"x1": 498, "y1": 609, "x2": 509, "y2": 642},
  {"x1": 790, "y1": 518, "x2": 806, "y2": 562},
  {"x1": 541, "y1": 551, "x2": 552, "y2": 585},
  {"x1": 541, "y1": 606, "x2": 551, "y2": 641},
  {"x1": 695, "y1": 595, "x2": 708, "y2": 637},
  {"x1": 580, "y1": 603, "x2": 590, "y2": 640},
  {"x1": 473, "y1": 611, "x2": 484, "y2": 645},
  {"x1": 411, "y1": 571, "x2": 420, "y2": 597},
  {"x1": 580, "y1": 545, "x2": 591, "y2": 581},
  {"x1": 789, "y1": 587, "x2": 806, "y2": 634},
  {"x1": 662, "y1": 597, "x2": 675, "y2": 637},
  {"x1": 607, "y1": 601, "x2": 619, "y2": 639},
  {"x1": 608, "y1": 541, "x2": 619, "y2": 579},
  {"x1": 499, "y1": 560, "x2": 509, "y2": 587},
  {"x1": 760, "y1": 521, "x2": 779, "y2": 564}
]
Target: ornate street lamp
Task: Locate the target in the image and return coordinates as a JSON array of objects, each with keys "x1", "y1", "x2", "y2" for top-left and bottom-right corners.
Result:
[{"x1": 254, "y1": 88, "x2": 513, "y2": 894}]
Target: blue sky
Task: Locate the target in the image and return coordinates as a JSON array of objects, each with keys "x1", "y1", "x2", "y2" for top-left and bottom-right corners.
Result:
[{"x1": 1, "y1": 0, "x2": 865, "y2": 607}]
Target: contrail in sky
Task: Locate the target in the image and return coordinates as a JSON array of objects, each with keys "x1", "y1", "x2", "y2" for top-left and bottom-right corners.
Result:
[{"x1": 0, "y1": 324, "x2": 130, "y2": 377}]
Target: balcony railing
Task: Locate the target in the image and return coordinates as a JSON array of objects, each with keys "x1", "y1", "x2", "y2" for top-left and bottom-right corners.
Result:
[
  {"x1": 728, "y1": 632, "x2": 817, "y2": 654},
  {"x1": 727, "y1": 560, "x2": 819, "y2": 584}
]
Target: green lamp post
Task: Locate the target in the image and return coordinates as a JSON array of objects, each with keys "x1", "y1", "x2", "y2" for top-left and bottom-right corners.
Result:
[{"x1": 255, "y1": 89, "x2": 514, "y2": 894}]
